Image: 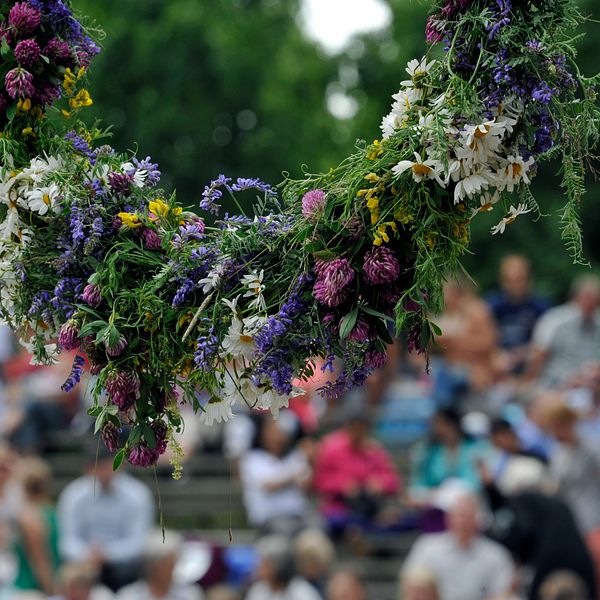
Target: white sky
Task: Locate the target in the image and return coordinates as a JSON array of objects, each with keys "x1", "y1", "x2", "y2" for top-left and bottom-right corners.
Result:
[{"x1": 300, "y1": 0, "x2": 392, "y2": 54}]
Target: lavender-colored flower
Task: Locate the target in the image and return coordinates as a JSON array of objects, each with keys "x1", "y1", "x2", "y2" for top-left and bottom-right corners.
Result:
[
  {"x1": 101, "y1": 421, "x2": 120, "y2": 453},
  {"x1": 365, "y1": 349, "x2": 387, "y2": 370},
  {"x1": 194, "y1": 326, "x2": 219, "y2": 372},
  {"x1": 8, "y1": 2, "x2": 41, "y2": 35},
  {"x1": 105, "y1": 335, "x2": 128, "y2": 357},
  {"x1": 531, "y1": 81, "x2": 557, "y2": 104},
  {"x1": 44, "y1": 38, "x2": 71, "y2": 63},
  {"x1": 407, "y1": 325, "x2": 425, "y2": 354},
  {"x1": 200, "y1": 174, "x2": 231, "y2": 215},
  {"x1": 231, "y1": 177, "x2": 275, "y2": 196},
  {"x1": 141, "y1": 227, "x2": 162, "y2": 250},
  {"x1": 65, "y1": 131, "x2": 97, "y2": 162},
  {"x1": 301, "y1": 189, "x2": 326, "y2": 222},
  {"x1": 348, "y1": 318, "x2": 371, "y2": 342},
  {"x1": 425, "y1": 16, "x2": 444, "y2": 44},
  {"x1": 14, "y1": 39, "x2": 40, "y2": 67},
  {"x1": 172, "y1": 223, "x2": 205, "y2": 249},
  {"x1": 5, "y1": 68, "x2": 35, "y2": 99},
  {"x1": 133, "y1": 156, "x2": 161, "y2": 187},
  {"x1": 313, "y1": 259, "x2": 355, "y2": 308},
  {"x1": 61, "y1": 355, "x2": 86, "y2": 392},
  {"x1": 58, "y1": 320, "x2": 80, "y2": 350},
  {"x1": 82, "y1": 283, "x2": 102, "y2": 308},
  {"x1": 363, "y1": 247, "x2": 401, "y2": 285},
  {"x1": 105, "y1": 370, "x2": 140, "y2": 411}
]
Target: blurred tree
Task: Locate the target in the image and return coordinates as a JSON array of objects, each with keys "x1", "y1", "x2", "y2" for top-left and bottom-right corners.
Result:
[{"x1": 76, "y1": 0, "x2": 598, "y2": 300}]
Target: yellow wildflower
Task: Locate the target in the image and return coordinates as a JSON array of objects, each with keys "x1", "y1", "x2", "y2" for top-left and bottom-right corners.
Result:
[
  {"x1": 69, "y1": 89, "x2": 93, "y2": 110},
  {"x1": 366, "y1": 139, "x2": 384, "y2": 160},
  {"x1": 21, "y1": 127, "x2": 35, "y2": 138},
  {"x1": 17, "y1": 98, "x2": 31, "y2": 112},
  {"x1": 364, "y1": 172, "x2": 380, "y2": 184},
  {"x1": 366, "y1": 196, "x2": 379, "y2": 210},
  {"x1": 149, "y1": 198, "x2": 170, "y2": 218},
  {"x1": 117, "y1": 212, "x2": 141, "y2": 228}
]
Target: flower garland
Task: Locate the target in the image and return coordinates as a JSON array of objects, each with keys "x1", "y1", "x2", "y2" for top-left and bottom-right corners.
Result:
[{"x1": 0, "y1": 0, "x2": 598, "y2": 470}]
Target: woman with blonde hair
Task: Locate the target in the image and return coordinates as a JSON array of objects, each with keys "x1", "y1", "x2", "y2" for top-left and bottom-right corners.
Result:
[{"x1": 400, "y1": 567, "x2": 439, "y2": 600}]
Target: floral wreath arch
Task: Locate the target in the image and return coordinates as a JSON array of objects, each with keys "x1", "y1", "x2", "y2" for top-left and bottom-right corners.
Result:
[{"x1": 0, "y1": 0, "x2": 598, "y2": 471}]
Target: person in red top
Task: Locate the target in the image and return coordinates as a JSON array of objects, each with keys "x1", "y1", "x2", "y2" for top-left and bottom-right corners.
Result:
[{"x1": 313, "y1": 405, "x2": 401, "y2": 537}]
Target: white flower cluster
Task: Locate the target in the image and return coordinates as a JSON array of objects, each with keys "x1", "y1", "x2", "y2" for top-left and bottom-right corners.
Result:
[
  {"x1": 199, "y1": 274, "x2": 303, "y2": 426},
  {"x1": 381, "y1": 58, "x2": 533, "y2": 233}
]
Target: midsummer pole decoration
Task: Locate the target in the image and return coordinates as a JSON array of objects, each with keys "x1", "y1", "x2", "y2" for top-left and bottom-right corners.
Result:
[{"x1": 0, "y1": 0, "x2": 598, "y2": 471}]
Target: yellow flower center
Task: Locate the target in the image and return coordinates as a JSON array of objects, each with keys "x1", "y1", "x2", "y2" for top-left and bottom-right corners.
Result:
[
  {"x1": 42, "y1": 194, "x2": 51, "y2": 206},
  {"x1": 412, "y1": 163, "x2": 432, "y2": 175},
  {"x1": 474, "y1": 125, "x2": 491, "y2": 139},
  {"x1": 240, "y1": 335, "x2": 254, "y2": 343}
]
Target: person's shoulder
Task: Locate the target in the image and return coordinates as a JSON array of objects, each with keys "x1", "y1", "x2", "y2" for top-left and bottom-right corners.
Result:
[
  {"x1": 58, "y1": 474, "x2": 93, "y2": 500},
  {"x1": 289, "y1": 577, "x2": 322, "y2": 600},
  {"x1": 477, "y1": 534, "x2": 512, "y2": 561},
  {"x1": 115, "y1": 580, "x2": 145, "y2": 599},
  {"x1": 412, "y1": 531, "x2": 451, "y2": 553},
  {"x1": 485, "y1": 290, "x2": 506, "y2": 311},
  {"x1": 114, "y1": 473, "x2": 152, "y2": 497}
]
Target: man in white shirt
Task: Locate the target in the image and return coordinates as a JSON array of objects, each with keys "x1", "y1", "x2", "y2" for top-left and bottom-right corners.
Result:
[
  {"x1": 57, "y1": 446, "x2": 154, "y2": 592},
  {"x1": 402, "y1": 493, "x2": 514, "y2": 600}
]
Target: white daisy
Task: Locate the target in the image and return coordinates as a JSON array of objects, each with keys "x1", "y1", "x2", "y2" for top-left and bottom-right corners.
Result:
[
  {"x1": 469, "y1": 191, "x2": 500, "y2": 218},
  {"x1": 0, "y1": 207, "x2": 21, "y2": 242},
  {"x1": 393, "y1": 151, "x2": 447, "y2": 187},
  {"x1": 456, "y1": 120, "x2": 505, "y2": 164},
  {"x1": 21, "y1": 155, "x2": 63, "y2": 184},
  {"x1": 453, "y1": 170, "x2": 492, "y2": 204},
  {"x1": 199, "y1": 258, "x2": 228, "y2": 293},
  {"x1": 242, "y1": 269, "x2": 266, "y2": 311},
  {"x1": 200, "y1": 397, "x2": 234, "y2": 426},
  {"x1": 494, "y1": 155, "x2": 535, "y2": 192},
  {"x1": 121, "y1": 161, "x2": 147, "y2": 188},
  {"x1": 221, "y1": 316, "x2": 257, "y2": 360},
  {"x1": 255, "y1": 385, "x2": 305, "y2": 418},
  {"x1": 491, "y1": 203, "x2": 532, "y2": 235},
  {"x1": 401, "y1": 57, "x2": 436, "y2": 88},
  {"x1": 27, "y1": 183, "x2": 61, "y2": 216}
]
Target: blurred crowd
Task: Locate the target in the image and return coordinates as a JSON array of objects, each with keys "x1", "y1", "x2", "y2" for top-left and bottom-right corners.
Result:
[{"x1": 0, "y1": 254, "x2": 599, "y2": 600}]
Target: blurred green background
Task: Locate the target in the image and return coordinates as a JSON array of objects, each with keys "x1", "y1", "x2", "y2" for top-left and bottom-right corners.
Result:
[{"x1": 76, "y1": 0, "x2": 599, "y2": 301}]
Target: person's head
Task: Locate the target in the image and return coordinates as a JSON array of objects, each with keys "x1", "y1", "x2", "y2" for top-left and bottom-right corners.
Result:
[
  {"x1": 539, "y1": 570, "x2": 591, "y2": 600},
  {"x1": 256, "y1": 535, "x2": 296, "y2": 590},
  {"x1": 142, "y1": 529, "x2": 182, "y2": 588},
  {"x1": 570, "y1": 275, "x2": 600, "y2": 319},
  {"x1": 543, "y1": 402, "x2": 579, "y2": 444},
  {"x1": 60, "y1": 562, "x2": 100, "y2": 600},
  {"x1": 341, "y1": 398, "x2": 373, "y2": 447},
  {"x1": 401, "y1": 568, "x2": 440, "y2": 600},
  {"x1": 500, "y1": 254, "x2": 531, "y2": 300},
  {"x1": 326, "y1": 570, "x2": 367, "y2": 600},
  {"x1": 206, "y1": 584, "x2": 242, "y2": 600},
  {"x1": 490, "y1": 418, "x2": 521, "y2": 453},
  {"x1": 431, "y1": 408, "x2": 464, "y2": 446},
  {"x1": 85, "y1": 442, "x2": 116, "y2": 489},
  {"x1": 19, "y1": 457, "x2": 52, "y2": 502},
  {"x1": 294, "y1": 528, "x2": 336, "y2": 582},
  {"x1": 446, "y1": 493, "x2": 482, "y2": 546},
  {"x1": 255, "y1": 412, "x2": 297, "y2": 457},
  {"x1": 497, "y1": 456, "x2": 547, "y2": 495}
]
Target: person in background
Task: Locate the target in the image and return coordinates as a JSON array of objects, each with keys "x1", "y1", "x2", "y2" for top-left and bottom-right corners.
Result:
[
  {"x1": 526, "y1": 275, "x2": 600, "y2": 388},
  {"x1": 402, "y1": 493, "x2": 514, "y2": 600},
  {"x1": 55, "y1": 562, "x2": 114, "y2": 600},
  {"x1": 294, "y1": 529, "x2": 336, "y2": 596},
  {"x1": 326, "y1": 570, "x2": 367, "y2": 600},
  {"x1": 313, "y1": 404, "x2": 400, "y2": 537},
  {"x1": 204, "y1": 585, "x2": 240, "y2": 600},
  {"x1": 57, "y1": 445, "x2": 154, "y2": 592},
  {"x1": 487, "y1": 255, "x2": 549, "y2": 374},
  {"x1": 432, "y1": 278, "x2": 498, "y2": 407},
  {"x1": 245, "y1": 535, "x2": 321, "y2": 600},
  {"x1": 239, "y1": 412, "x2": 313, "y2": 536},
  {"x1": 116, "y1": 530, "x2": 203, "y2": 600},
  {"x1": 400, "y1": 568, "x2": 440, "y2": 600},
  {"x1": 13, "y1": 458, "x2": 61, "y2": 597},
  {"x1": 409, "y1": 408, "x2": 490, "y2": 505},
  {"x1": 543, "y1": 401, "x2": 600, "y2": 577},
  {"x1": 538, "y1": 571, "x2": 592, "y2": 600}
]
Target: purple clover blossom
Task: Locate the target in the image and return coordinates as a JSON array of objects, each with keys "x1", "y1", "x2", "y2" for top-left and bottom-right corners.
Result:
[
  {"x1": 301, "y1": 189, "x2": 326, "y2": 222},
  {"x1": 363, "y1": 247, "x2": 401, "y2": 285},
  {"x1": 132, "y1": 156, "x2": 161, "y2": 187},
  {"x1": 194, "y1": 325, "x2": 219, "y2": 372},
  {"x1": 105, "y1": 370, "x2": 140, "y2": 411},
  {"x1": 127, "y1": 444, "x2": 156, "y2": 467},
  {"x1": 8, "y1": 2, "x2": 42, "y2": 35},
  {"x1": 366, "y1": 349, "x2": 387, "y2": 370},
  {"x1": 141, "y1": 227, "x2": 162, "y2": 250},
  {"x1": 105, "y1": 335, "x2": 128, "y2": 358},
  {"x1": 347, "y1": 318, "x2": 371, "y2": 343},
  {"x1": 58, "y1": 320, "x2": 80, "y2": 351},
  {"x1": 313, "y1": 259, "x2": 355, "y2": 308},
  {"x1": 61, "y1": 355, "x2": 86, "y2": 392},
  {"x1": 108, "y1": 172, "x2": 133, "y2": 196},
  {"x1": 82, "y1": 284, "x2": 102, "y2": 308},
  {"x1": 44, "y1": 38, "x2": 71, "y2": 63},
  {"x1": 101, "y1": 421, "x2": 120, "y2": 453},
  {"x1": 14, "y1": 39, "x2": 41, "y2": 67},
  {"x1": 5, "y1": 68, "x2": 35, "y2": 99}
]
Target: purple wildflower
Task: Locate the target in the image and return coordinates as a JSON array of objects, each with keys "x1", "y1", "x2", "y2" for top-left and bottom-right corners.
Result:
[
  {"x1": 5, "y1": 68, "x2": 35, "y2": 99},
  {"x1": 14, "y1": 39, "x2": 40, "y2": 67},
  {"x1": 348, "y1": 318, "x2": 371, "y2": 342},
  {"x1": 132, "y1": 156, "x2": 160, "y2": 187},
  {"x1": 531, "y1": 81, "x2": 557, "y2": 104},
  {"x1": 44, "y1": 38, "x2": 71, "y2": 63},
  {"x1": 82, "y1": 336, "x2": 107, "y2": 376},
  {"x1": 61, "y1": 355, "x2": 86, "y2": 392},
  {"x1": 108, "y1": 172, "x2": 133, "y2": 196},
  {"x1": 231, "y1": 177, "x2": 275, "y2": 196},
  {"x1": 101, "y1": 421, "x2": 120, "y2": 453},
  {"x1": 200, "y1": 174, "x2": 231, "y2": 215},
  {"x1": 194, "y1": 326, "x2": 219, "y2": 372},
  {"x1": 172, "y1": 223, "x2": 205, "y2": 249},
  {"x1": 82, "y1": 284, "x2": 102, "y2": 308},
  {"x1": 105, "y1": 335, "x2": 128, "y2": 358},
  {"x1": 58, "y1": 320, "x2": 80, "y2": 350},
  {"x1": 8, "y1": 2, "x2": 41, "y2": 35},
  {"x1": 301, "y1": 189, "x2": 326, "y2": 222},
  {"x1": 363, "y1": 247, "x2": 401, "y2": 285},
  {"x1": 105, "y1": 370, "x2": 140, "y2": 411},
  {"x1": 313, "y1": 259, "x2": 355, "y2": 308},
  {"x1": 141, "y1": 227, "x2": 162, "y2": 250},
  {"x1": 65, "y1": 131, "x2": 97, "y2": 162},
  {"x1": 127, "y1": 444, "x2": 156, "y2": 467},
  {"x1": 365, "y1": 349, "x2": 387, "y2": 370},
  {"x1": 425, "y1": 16, "x2": 444, "y2": 44}
]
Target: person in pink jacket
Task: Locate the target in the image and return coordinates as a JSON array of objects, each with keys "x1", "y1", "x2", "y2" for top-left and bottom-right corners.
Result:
[{"x1": 313, "y1": 406, "x2": 401, "y2": 537}]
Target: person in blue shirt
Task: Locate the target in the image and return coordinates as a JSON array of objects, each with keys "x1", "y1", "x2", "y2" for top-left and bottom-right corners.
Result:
[{"x1": 486, "y1": 255, "x2": 550, "y2": 373}]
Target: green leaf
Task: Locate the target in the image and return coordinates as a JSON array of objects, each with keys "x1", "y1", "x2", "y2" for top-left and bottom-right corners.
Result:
[
  {"x1": 143, "y1": 424, "x2": 156, "y2": 449},
  {"x1": 87, "y1": 406, "x2": 103, "y2": 417},
  {"x1": 5, "y1": 104, "x2": 16, "y2": 123},
  {"x1": 107, "y1": 325, "x2": 121, "y2": 348},
  {"x1": 375, "y1": 318, "x2": 394, "y2": 344},
  {"x1": 358, "y1": 304, "x2": 394, "y2": 322},
  {"x1": 112, "y1": 449, "x2": 125, "y2": 471},
  {"x1": 128, "y1": 425, "x2": 143, "y2": 447},
  {"x1": 339, "y1": 307, "x2": 359, "y2": 340},
  {"x1": 0, "y1": 38, "x2": 10, "y2": 59},
  {"x1": 93, "y1": 411, "x2": 107, "y2": 435},
  {"x1": 429, "y1": 321, "x2": 443, "y2": 337}
]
